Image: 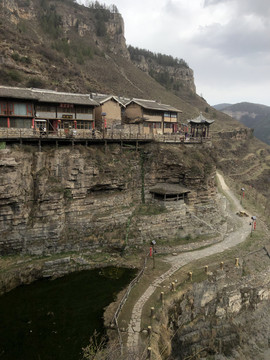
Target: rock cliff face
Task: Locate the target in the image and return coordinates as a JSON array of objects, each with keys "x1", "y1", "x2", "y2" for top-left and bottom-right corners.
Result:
[
  {"x1": 131, "y1": 56, "x2": 196, "y2": 94},
  {"x1": 1, "y1": 0, "x2": 129, "y2": 59},
  {"x1": 168, "y1": 269, "x2": 270, "y2": 360},
  {"x1": 0, "y1": 143, "x2": 220, "y2": 256}
]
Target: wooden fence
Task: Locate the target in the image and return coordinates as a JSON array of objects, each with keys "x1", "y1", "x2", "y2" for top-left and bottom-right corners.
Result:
[{"x1": 111, "y1": 251, "x2": 150, "y2": 354}]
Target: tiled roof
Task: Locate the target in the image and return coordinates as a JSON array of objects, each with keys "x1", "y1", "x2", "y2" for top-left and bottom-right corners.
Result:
[
  {"x1": 188, "y1": 112, "x2": 215, "y2": 124},
  {"x1": 126, "y1": 98, "x2": 182, "y2": 113},
  {"x1": 0, "y1": 86, "x2": 37, "y2": 100},
  {"x1": 32, "y1": 89, "x2": 98, "y2": 105},
  {"x1": 0, "y1": 86, "x2": 99, "y2": 106},
  {"x1": 91, "y1": 93, "x2": 126, "y2": 106}
]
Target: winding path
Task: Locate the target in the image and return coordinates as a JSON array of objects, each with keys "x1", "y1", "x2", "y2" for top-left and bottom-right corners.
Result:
[{"x1": 126, "y1": 172, "x2": 252, "y2": 350}]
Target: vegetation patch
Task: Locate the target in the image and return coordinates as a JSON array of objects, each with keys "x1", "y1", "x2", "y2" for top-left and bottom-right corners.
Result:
[{"x1": 134, "y1": 203, "x2": 167, "y2": 216}]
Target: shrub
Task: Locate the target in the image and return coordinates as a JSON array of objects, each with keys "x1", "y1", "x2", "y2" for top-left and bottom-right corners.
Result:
[
  {"x1": 7, "y1": 69, "x2": 23, "y2": 82},
  {"x1": 26, "y1": 77, "x2": 46, "y2": 88},
  {"x1": 11, "y1": 53, "x2": 20, "y2": 62}
]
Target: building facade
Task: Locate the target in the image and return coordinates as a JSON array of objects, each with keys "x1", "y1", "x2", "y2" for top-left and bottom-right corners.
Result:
[
  {"x1": 0, "y1": 87, "x2": 98, "y2": 136},
  {"x1": 124, "y1": 99, "x2": 181, "y2": 135}
]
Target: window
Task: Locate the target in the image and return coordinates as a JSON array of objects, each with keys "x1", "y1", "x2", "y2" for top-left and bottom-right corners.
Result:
[
  {"x1": 144, "y1": 109, "x2": 161, "y2": 117},
  {"x1": 76, "y1": 121, "x2": 92, "y2": 129},
  {"x1": 76, "y1": 106, "x2": 93, "y2": 114},
  {"x1": 165, "y1": 123, "x2": 173, "y2": 128},
  {"x1": 10, "y1": 118, "x2": 32, "y2": 128},
  {"x1": 57, "y1": 106, "x2": 75, "y2": 114},
  {"x1": 13, "y1": 103, "x2": 27, "y2": 116},
  {"x1": 0, "y1": 102, "x2": 7, "y2": 115},
  {"x1": 0, "y1": 118, "x2": 8, "y2": 128},
  {"x1": 8, "y1": 103, "x2": 14, "y2": 115},
  {"x1": 27, "y1": 104, "x2": 33, "y2": 116},
  {"x1": 36, "y1": 104, "x2": 56, "y2": 112}
]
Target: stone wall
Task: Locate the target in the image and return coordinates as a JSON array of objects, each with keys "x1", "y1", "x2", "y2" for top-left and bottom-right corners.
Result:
[{"x1": 214, "y1": 127, "x2": 254, "y2": 141}]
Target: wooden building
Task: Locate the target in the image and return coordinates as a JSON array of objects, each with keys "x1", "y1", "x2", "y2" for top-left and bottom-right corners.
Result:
[
  {"x1": 0, "y1": 87, "x2": 36, "y2": 130},
  {"x1": 188, "y1": 113, "x2": 215, "y2": 138},
  {"x1": 0, "y1": 86, "x2": 98, "y2": 134},
  {"x1": 91, "y1": 94, "x2": 125, "y2": 131},
  {"x1": 124, "y1": 99, "x2": 181, "y2": 135}
]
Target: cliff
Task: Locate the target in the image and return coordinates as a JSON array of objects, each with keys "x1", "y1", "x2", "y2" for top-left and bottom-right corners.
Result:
[
  {"x1": 0, "y1": 142, "x2": 221, "y2": 256},
  {"x1": 128, "y1": 46, "x2": 196, "y2": 95},
  {"x1": 167, "y1": 268, "x2": 270, "y2": 360}
]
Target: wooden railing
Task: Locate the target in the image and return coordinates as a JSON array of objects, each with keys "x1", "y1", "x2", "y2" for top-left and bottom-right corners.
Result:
[
  {"x1": 0, "y1": 128, "x2": 211, "y2": 143},
  {"x1": 111, "y1": 251, "x2": 150, "y2": 354}
]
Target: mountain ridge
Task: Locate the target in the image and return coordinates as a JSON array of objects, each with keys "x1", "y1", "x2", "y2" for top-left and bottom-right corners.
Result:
[
  {"x1": 0, "y1": 0, "x2": 239, "y2": 128},
  {"x1": 214, "y1": 102, "x2": 270, "y2": 145}
]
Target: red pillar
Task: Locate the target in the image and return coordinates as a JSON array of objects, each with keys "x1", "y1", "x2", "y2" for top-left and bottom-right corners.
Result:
[
  {"x1": 32, "y1": 118, "x2": 35, "y2": 129},
  {"x1": 7, "y1": 117, "x2": 10, "y2": 128}
]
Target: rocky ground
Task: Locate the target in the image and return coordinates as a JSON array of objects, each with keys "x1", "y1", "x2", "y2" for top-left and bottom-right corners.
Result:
[{"x1": 124, "y1": 172, "x2": 270, "y2": 359}]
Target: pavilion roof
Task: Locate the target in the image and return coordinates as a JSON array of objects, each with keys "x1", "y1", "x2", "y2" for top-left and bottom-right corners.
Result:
[
  {"x1": 150, "y1": 183, "x2": 190, "y2": 195},
  {"x1": 188, "y1": 112, "x2": 215, "y2": 125}
]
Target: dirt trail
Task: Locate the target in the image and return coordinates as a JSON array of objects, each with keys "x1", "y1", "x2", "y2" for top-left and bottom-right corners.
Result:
[{"x1": 126, "y1": 172, "x2": 251, "y2": 351}]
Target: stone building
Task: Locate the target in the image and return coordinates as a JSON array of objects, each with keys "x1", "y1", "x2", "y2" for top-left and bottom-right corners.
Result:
[
  {"x1": 91, "y1": 93, "x2": 125, "y2": 131},
  {"x1": 124, "y1": 98, "x2": 181, "y2": 135}
]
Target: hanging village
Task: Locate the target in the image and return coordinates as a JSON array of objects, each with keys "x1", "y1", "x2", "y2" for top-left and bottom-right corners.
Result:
[{"x1": 0, "y1": 86, "x2": 214, "y2": 142}]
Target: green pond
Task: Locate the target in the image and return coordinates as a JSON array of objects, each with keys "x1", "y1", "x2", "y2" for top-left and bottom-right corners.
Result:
[{"x1": 0, "y1": 267, "x2": 136, "y2": 360}]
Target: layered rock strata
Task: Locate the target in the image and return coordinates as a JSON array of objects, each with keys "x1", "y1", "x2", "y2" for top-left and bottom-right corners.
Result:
[{"x1": 0, "y1": 143, "x2": 220, "y2": 255}]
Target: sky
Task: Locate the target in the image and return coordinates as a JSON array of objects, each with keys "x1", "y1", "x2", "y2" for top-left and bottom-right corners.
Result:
[{"x1": 78, "y1": 0, "x2": 270, "y2": 107}]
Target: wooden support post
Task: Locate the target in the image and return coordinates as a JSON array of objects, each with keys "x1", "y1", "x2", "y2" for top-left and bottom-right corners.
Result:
[
  {"x1": 147, "y1": 347, "x2": 152, "y2": 359},
  {"x1": 150, "y1": 307, "x2": 155, "y2": 318},
  {"x1": 220, "y1": 261, "x2": 224, "y2": 270},
  {"x1": 38, "y1": 139, "x2": 41, "y2": 152},
  {"x1": 171, "y1": 282, "x2": 176, "y2": 292},
  {"x1": 204, "y1": 265, "x2": 208, "y2": 274},
  {"x1": 160, "y1": 292, "x2": 164, "y2": 303},
  {"x1": 147, "y1": 326, "x2": 152, "y2": 337},
  {"x1": 235, "y1": 258, "x2": 239, "y2": 267}
]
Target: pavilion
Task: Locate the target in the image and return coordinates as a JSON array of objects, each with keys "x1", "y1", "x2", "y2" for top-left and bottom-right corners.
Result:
[
  {"x1": 150, "y1": 183, "x2": 190, "y2": 203},
  {"x1": 188, "y1": 113, "x2": 215, "y2": 138}
]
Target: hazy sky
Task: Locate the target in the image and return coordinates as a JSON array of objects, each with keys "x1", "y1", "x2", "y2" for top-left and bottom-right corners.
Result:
[{"x1": 78, "y1": 0, "x2": 270, "y2": 106}]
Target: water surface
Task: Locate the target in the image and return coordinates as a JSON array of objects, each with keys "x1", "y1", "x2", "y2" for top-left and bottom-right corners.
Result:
[{"x1": 0, "y1": 267, "x2": 136, "y2": 360}]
